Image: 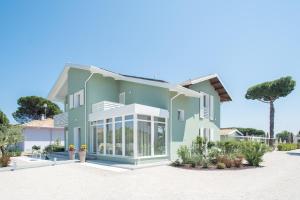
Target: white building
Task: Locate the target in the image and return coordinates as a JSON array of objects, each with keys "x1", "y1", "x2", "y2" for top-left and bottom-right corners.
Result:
[{"x1": 20, "y1": 118, "x2": 64, "y2": 152}]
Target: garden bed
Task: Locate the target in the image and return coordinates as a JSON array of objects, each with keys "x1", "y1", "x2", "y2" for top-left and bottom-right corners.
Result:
[{"x1": 172, "y1": 137, "x2": 270, "y2": 171}]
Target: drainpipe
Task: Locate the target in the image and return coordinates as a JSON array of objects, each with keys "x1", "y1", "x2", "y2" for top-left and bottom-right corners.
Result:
[
  {"x1": 169, "y1": 93, "x2": 181, "y2": 161},
  {"x1": 84, "y1": 72, "x2": 95, "y2": 150}
]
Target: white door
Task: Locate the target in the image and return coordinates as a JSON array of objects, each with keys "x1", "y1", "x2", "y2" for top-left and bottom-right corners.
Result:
[{"x1": 74, "y1": 128, "x2": 81, "y2": 152}]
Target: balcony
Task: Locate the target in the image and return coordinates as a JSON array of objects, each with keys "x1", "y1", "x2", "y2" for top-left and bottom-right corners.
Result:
[{"x1": 54, "y1": 112, "x2": 68, "y2": 127}]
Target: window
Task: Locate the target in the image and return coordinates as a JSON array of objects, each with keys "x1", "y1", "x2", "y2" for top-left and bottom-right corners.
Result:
[
  {"x1": 97, "y1": 125, "x2": 104, "y2": 154},
  {"x1": 106, "y1": 119, "x2": 113, "y2": 155},
  {"x1": 154, "y1": 117, "x2": 166, "y2": 155},
  {"x1": 177, "y1": 110, "x2": 184, "y2": 121},
  {"x1": 125, "y1": 116, "x2": 134, "y2": 157},
  {"x1": 137, "y1": 115, "x2": 151, "y2": 157},
  {"x1": 70, "y1": 90, "x2": 84, "y2": 109},
  {"x1": 74, "y1": 93, "x2": 81, "y2": 108},
  {"x1": 209, "y1": 95, "x2": 214, "y2": 121},
  {"x1": 119, "y1": 92, "x2": 125, "y2": 104},
  {"x1": 115, "y1": 117, "x2": 122, "y2": 156}
]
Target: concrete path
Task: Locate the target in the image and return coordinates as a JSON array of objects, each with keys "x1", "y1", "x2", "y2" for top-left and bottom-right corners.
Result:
[{"x1": 1, "y1": 150, "x2": 299, "y2": 200}]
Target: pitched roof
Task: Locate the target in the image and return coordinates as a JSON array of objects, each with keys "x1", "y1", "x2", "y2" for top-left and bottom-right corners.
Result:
[
  {"x1": 220, "y1": 128, "x2": 244, "y2": 136},
  {"x1": 22, "y1": 118, "x2": 56, "y2": 128},
  {"x1": 181, "y1": 74, "x2": 232, "y2": 102},
  {"x1": 48, "y1": 64, "x2": 202, "y2": 102}
]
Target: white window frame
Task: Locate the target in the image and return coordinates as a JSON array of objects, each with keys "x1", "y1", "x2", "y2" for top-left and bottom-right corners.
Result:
[{"x1": 177, "y1": 109, "x2": 185, "y2": 121}]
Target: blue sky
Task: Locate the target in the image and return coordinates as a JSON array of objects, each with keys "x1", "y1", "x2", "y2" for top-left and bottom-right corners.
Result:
[{"x1": 0, "y1": 0, "x2": 299, "y2": 134}]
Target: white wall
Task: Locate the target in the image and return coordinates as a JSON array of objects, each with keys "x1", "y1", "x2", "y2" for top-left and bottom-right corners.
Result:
[{"x1": 21, "y1": 128, "x2": 64, "y2": 152}]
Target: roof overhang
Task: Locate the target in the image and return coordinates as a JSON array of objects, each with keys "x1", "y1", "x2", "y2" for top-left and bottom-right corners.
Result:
[
  {"x1": 181, "y1": 74, "x2": 232, "y2": 102},
  {"x1": 48, "y1": 64, "x2": 202, "y2": 102}
]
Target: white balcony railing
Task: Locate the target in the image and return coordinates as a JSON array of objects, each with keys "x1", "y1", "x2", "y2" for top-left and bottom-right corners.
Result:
[
  {"x1": 54, "y1": 112, "x2": 68, "y2": 127},
  {"x1": 92, "y1": 101, "x2": 124, "y2": 113}
]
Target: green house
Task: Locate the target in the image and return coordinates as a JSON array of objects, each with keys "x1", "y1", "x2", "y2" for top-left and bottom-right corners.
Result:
[{"x1": 48, "y1": 64, "x2": 231, "y2": 164}]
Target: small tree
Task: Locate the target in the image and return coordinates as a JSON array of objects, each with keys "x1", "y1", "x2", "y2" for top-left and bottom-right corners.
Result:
[
  {"x1": 0, "y1": 110, "x2": 9, "y2": 126},
  {"x1": 276, "y1": 131, "x2": 294, "y2": 143},
  {"x1": 13, "y1": 96, "x2": 62, "y2": 124},
  {"x1": 0, "y1": 126, "x2": 23, "y2": 155},
  {"x1": 245, "y1": 76, "x2": 296, "y2": 146},
  {"x1": 236, "y1": 128, "x2": 265, "y2": 137}
]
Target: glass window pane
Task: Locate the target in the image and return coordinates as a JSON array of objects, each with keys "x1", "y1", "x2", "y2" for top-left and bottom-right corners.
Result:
[
  {"x1": 106, "y1": 124, "x2": 113, "y2": 155},
  {"x1": 137, "y1": 115, "x2": 151, "y2": 121},
  {"x1": 125, "y1": 115, "x2": 134, "y2": 121},
  {"x1": 97, "y1": 125, "x2": 104, "y2": 154},
  {"x1": 137, "y1": 121, "x2": 151, "y2": 157},
  {"x1": 115, "y1": 117, "x2": 122, "y2": 122},
  {"x1": 154, "y1": 123, "x2": 166, "y2": 155},
  {"x1": 93, "y1": 127, "x2": 97, "y2": 153},
  {"x1": 115, "y1": 122, "x2": 122, "y2": 156},
  {"x1": 125, "y1": 121, "x2": 134, "y2": 156},
  {"x1": 106, "y1": 118, "x2": 112, "y2": 123},
  {"x1": 154, "y1": 117, "x2": 165, "y2": 123}
]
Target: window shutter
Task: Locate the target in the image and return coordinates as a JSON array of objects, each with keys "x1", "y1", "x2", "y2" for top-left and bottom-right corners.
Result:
[
  {"x1": 200, "y1": 127, "x2": 204, "y2": 138},
  {"x1": 119, "y1": 92, "x2": 125, "y2": 104},
  {"x1": 79, "y1": 90, "x2": 84, "y2": 106},
  {"x1": 69, "y1": 94, "x2": 74, "y2": 109},
  {"x1": 200, "y1": 93, "x2": 204, "y2": 119},
  {"x1": 210, "y1": 95, "x2": 214, "y2": 120}
]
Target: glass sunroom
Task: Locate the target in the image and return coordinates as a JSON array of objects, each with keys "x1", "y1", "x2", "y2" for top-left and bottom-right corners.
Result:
[{"x1": 89, "y1": 102, "x2": 169, "y2": 164}]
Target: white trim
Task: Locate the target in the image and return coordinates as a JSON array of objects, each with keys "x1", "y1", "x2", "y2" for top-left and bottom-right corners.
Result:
[
  {"x1": 181, "y1": 74, "x2": 232, "y2": 101},
  {"x1": 48, "y1": 64, "x2": 202, "y2": 102},
  {"x1": 151, "y1": 116, "x2": 155, "y2": 157}
]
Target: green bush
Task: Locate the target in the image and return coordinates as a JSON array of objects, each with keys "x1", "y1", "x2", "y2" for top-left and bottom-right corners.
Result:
[
  {"x1": 177, "y1": 145, "x2": 190, "y2": 164},
  {"x1": 7, "y1": 150, "x2": 22, "y2": 157},
  {"x1": 216, "y1": 162, "x2": 225, "y2": 169},
  {"x1": 241, "y1": 141, "x2": 269, "y2": 166},
  {"x1": 208, "y1": 148, "x2": 221, "y2": 165},
  {"x1": 277, "y1": 143, "x2": 297, "y2": 151},
  {"x1": 44, "y1": 144, "x2": 65, "y2": 153},
  {"x1": 217, "y1": 140, "x2": 241, "y2": 155}
]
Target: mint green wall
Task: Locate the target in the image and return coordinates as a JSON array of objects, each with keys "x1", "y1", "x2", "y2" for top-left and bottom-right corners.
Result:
[
  {"x1": 67, "y1": 68, "x2": 91, "y2": 146},
  {"x1": 170, "y1": 80, "x2": 221, "y2": 160},
  {"x1": 119, "y1": 81, "x2": 169, "y2": 109}
]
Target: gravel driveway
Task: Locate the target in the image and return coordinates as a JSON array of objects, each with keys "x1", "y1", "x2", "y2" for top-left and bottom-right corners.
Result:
[{"x1": 1, "y1": 150, "x2": 300, "y2": 200}]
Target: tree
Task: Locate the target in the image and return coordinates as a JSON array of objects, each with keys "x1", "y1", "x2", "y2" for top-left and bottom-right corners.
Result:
[
  {"x1": 13, "y1": 96, "x2": 62, "y2": 124},
  {"x1": 245, "y1": 76, "x2": 296, "y2": 146},
  {"x1": 0, "y1": 110, "x2": 9, "y2": 126},
  {"x1": 236, "y1": 128, "x2": 266, "y2": 137},
  {"x1": 0, "y1": 125, "x2": 23, "y2": 155},
  {"x1": 276, "y1": 131, "x2": 294, "y2": 143}
]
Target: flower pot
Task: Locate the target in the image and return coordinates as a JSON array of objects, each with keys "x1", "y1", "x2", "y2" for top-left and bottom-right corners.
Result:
[
  {"x1": 69, "y1": 151, "x2": 75, "y2": 160},
  {"x1": 79, "y1": 151, "x2": 86, "y2": 163}
]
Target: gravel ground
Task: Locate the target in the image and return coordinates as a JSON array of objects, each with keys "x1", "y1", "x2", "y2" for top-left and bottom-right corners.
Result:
[{"x1": 1, "y1": 150, "x2": 300, "y2": 200}]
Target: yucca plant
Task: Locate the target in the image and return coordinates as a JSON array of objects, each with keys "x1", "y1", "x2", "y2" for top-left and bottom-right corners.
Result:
[{"x1": 241, "y1": 141, "x2": 269, "y2": 167}]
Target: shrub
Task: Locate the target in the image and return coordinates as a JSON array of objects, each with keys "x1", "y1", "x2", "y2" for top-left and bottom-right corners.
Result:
[
  {"x1": 32, "y1": 145, "x2": 41, "y2": 151},
  {"x1": 216, "y1": 162, "x2": 226, "y2": 169},
  {"x1": 177, "y1": 145, "x2": 191, "y2": 164},
  {"x1": 208, "y1": 148, "x2": 221, "y2": 165},
  {"x1": 190, "y1": 154, "x2": 203, "y2": 166},
  {"x1": 191, "y1": 136, "x2": 205, "y2": 155},
  {"x1": 7, "y1": 150, "x2": 22, "y2": 157},
  {"x1": 44, "y1": 144, "x2": 65, "y2": 153},
  {"x1": 171, "y1": 159, "x2": 182, "y2": 167},
  {"x1": 0, "y1": 155, "x2": 11, "y2": 167},
  {"x1": 233, "y1": 158, "x2": 243, "y2": 168},
  {"x1": 241, "y1": 141, "x2": 269, "y2": 167},
  {"x1": 217, "y1": 140, "x2": 241, "y2": 155},
  {"x1": 201, "y1": 158, "x2": 210, "y2": 168},
  {"x1": 277, "y1": 143, "x2": 297, "y2": 151}
]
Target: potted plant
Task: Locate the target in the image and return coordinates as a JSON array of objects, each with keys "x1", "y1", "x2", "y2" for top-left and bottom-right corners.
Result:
[
  {"x1": 68, "y1": 144, "x2": 75, "y2": 160},
  {"x1": 79, "y1": 144, "x2": 87, "y2": 163}
]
